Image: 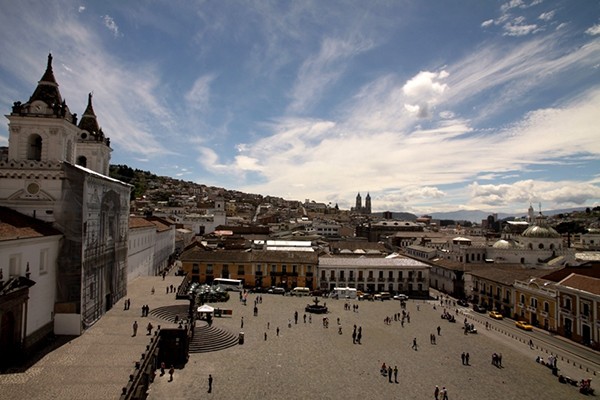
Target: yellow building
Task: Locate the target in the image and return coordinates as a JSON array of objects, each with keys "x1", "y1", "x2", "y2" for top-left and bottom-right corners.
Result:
[
  {"x1": 513, "y1": 277, "x2": 558, "y2": 331},
  {"x1": 180, "y1": 243, "x2": 318, "y2": 290}
]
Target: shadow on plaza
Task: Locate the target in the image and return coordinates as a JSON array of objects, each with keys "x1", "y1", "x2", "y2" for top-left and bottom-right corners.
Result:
[{"x1": 0, "y1": 334, "x2": 77, "y2": 374}]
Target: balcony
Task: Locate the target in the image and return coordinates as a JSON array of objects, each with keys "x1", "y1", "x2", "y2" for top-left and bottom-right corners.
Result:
[
  {"x1": 348, "y1": 277, "x2": 355, "y2": 282},
  {"x1": 357, "y1": 277, "x2": 364, "y2": 281},
  {"x1": 367, "y1": 277, "x2": 375, "y2": 282},
  {"x1": 417, "y1": 277, "x2": 425, "y2": 282},
  {"x1": 387, "y1": 277, "x2": 395, "y2": 282}
]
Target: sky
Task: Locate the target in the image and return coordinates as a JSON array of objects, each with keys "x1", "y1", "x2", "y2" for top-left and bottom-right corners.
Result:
[{"x1": 0, "y1": 0, "x2": 599, "y2": 215}]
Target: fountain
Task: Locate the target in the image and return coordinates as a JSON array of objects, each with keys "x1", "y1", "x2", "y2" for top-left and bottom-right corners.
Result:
[{"x1": 305, "y1": 296, "x2": 328, "y2": 314}]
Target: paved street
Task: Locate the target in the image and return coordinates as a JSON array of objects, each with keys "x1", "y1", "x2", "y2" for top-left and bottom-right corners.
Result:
[{"x1": 1, "y1": 275, "x2": 597, "y2": 400}]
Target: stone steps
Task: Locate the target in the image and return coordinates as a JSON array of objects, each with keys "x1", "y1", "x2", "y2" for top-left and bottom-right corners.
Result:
[{"x1": 189, "y1": 325, "x2": 238, "y2": 353}]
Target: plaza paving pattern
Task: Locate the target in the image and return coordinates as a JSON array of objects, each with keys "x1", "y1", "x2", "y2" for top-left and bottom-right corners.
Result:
[{"x1": 0, "y1": 274, "x2": 597, "y2": 400}]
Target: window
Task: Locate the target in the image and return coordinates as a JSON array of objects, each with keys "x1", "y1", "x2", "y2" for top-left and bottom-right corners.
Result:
[
  {"x1": 206, "y1": 264, "x2": 213, "y2": 274},
  {"x1": 340, "y1": 271, "x2": 345, "y2": 280},
  {"x1": 237, "y1": 265, "x2": 245, "y2": 276},
  {"x1": 271, "y1": 265, "x2": 277, "y2": 273},
  {"x1": 544, "y1": 302, "x2": 549, "y2": 313},
  {"x1": 378, "y1": 271, "x2": 384, "y2": 279},
  {"x1": 564, "y1": 297, "x2": 571, "y2": 310},
  {"x1": 582, "y1": 303, "x2": 590, "y2": 316},
  {"x1": 292, "y1": 265, "x2": 297, "y2": 274},
  {"x1": 398, "y1": 271, "x2": 403, "y2": 279},
  {"x1": 27, "y1": 134, "x2": 42, "y2": 161},
  {"x1": 520, "y1": 294, "x2": 525, "y2": 304},
  {"x1": 530, "y1": 298, "x2": 538, "y2": 308},
  {"x1": 321, "y1": 270, "x2": 326, "y2": 279},
  {"x1": 282, "y1": 265, "x2": 287, "y2": 274},
  {"x1": 39, "y1": 249, "x2": 49, "y2": 275},
  {"x1": 193, "y1": 263, "x2": 200, "y2": 274},
  {"x1": 9, "y1": 254, "x2": 21, "y2": 276},
  {"x1": 256, "y1": 264, "x2": 262, "y2": 272},
  {"x1": 307, "y1": 266, "x2": 312, "y2": 273},
  {"x1": 330, "y1": 270, "x2": 335, "y2": 279}
]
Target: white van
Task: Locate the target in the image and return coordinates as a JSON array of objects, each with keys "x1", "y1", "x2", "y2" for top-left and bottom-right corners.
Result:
[
  {"x1": 291, "y1": 287, "x2": 310, "y2": 296},
  {"x1": 332, "y1": 287, "x2": 357, "y2": 299}
]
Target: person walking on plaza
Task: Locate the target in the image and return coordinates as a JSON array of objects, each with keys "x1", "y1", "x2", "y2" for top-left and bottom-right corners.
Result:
[
  {"x1": 461, "y1": 352, "x2": 465, "y2": 365},
  {"x1": 465, "y1": 352, "x2": 470, "y2": 365},
  {"x1": 241, "y1": 316, "x2": 244, "y2": 328},
  {"x1": 434, "y1": 385, "x2": 440, "y2": 400},
  {"x1": 357, "y1": 327, "x2": 362, "y2": 344},
  {"x1": 388, "y1": 366, "x2": 392, "y2": 382},
  {"x1": 147, "y1": 322, "x2": 153, "y2": 335},
  {"x1": 441, "y1": 386, "x2": 448, "y2": 400},
  {"x1": 208, "y1": 374, "x2": 213, "y2": 393},
  {"x1": 437, "y1": 326, "x2": 441, "y2": 335},
  {"x1": 393, "y1": 365, "x2": 398, "y2": 383},
  {"x1": 168, "y1": 365, "x2": 174, "y2": 382},
  {"x1": 132, "y1": 321, "x2": 138, "y2": 337},
  {"x1": 412, "y1": 337, "x2": 418, "y2": 350}
]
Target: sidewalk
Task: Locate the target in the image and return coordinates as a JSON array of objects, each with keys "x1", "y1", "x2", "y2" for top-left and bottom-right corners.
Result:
[{"x1": 0, "y1": 275, "x2": 185, "y2": 400}]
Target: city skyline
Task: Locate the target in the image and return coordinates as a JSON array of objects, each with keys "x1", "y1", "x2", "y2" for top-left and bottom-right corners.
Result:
[{"x1": 0, "y1": 0, "x2": 599, "y2": 214}]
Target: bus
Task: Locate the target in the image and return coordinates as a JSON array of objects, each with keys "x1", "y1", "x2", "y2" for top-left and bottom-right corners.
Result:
[{"x1": 212, "y1": 278, "x2": 243, "y2": 292}]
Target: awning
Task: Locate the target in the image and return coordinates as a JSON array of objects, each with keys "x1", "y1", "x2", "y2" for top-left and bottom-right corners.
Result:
[{"x1": 197, "y1": 305, "x2": 215, "y2": 313}]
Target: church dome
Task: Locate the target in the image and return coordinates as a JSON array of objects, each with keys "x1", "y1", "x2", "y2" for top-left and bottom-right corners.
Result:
[
  {"x1": 492, "y1": 239, "x2": 518, "y2": 249},
  {"x1": 521, "y1": 225, "x2": 561, "y2": 239}
]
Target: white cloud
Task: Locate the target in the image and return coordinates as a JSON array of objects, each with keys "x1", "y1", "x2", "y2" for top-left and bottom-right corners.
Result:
[
  {"x1": 78, "y1": 6, "x2": 85, "y2": 13},
  {"x1": 503, "y1": 17, "x2": 538, "y2": 36},
  {"x1": 185, "y1": 74, "x2": 216, "y2": 112},
  {"x1": 538, "y1": 11, "x2": 555, "y2": 21},
  {"x1": 103, "y1": 15, "x2": 120, "y2": 38},
  {"x1": 287, "y1": 36, "x2": 374, "y2": 113},
  {"x1": 586, "y1": 24, "x2": 600, "y2": 36},
  {"x1": 481, "y1": 19, "x2": 495, "y2": 28},
  {"x1": 402, "y1": 70, "x2": 448, "y2": 118}
]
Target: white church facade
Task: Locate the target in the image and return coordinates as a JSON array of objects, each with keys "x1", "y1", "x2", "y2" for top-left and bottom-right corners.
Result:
[{"x1": 0, "y1": 54, "x2": 130, "y2": 363}]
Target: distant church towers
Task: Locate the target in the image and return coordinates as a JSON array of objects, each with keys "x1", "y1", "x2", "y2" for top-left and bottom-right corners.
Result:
[{"x1": 353, "y1": 192, "x2": 371, "y2": 214}]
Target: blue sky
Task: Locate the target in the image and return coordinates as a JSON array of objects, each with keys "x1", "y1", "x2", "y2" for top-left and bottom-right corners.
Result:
[{"x1": 1, "y1": 0, "x2": 599, "y2": 214}]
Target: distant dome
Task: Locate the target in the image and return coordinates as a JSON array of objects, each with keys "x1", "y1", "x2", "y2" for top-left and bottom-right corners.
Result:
[
  {"x1": 493, "y1": 239, "x2": 518, "y2": 249},
  {"x1": 522, "y1": 225, "x2": 561, "y2": 239}
]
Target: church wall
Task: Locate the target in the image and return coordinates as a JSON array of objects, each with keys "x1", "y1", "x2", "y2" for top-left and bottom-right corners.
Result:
[{"x1": 127, "y1": 225, "x2": 155, "y2": 281}]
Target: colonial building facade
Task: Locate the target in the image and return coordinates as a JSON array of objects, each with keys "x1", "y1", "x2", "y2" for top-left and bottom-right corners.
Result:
[
  {"x1": 318, "y1": 255, "x2": 430, "y2": 298},
  {"x1": 0, "y1": 54, "x2": 130, "y2": 347}
]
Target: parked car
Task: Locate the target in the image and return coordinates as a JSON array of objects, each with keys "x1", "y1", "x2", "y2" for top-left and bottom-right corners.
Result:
[
  {"x1": 488, "y1": 310, "x2": 503, "y2": 320},
  {"x1": 515, "y1": 320, "x2": 534, "y2": 331},
  {"x1": 473, "y1": 304, "x2": 487, "y2": 313},
  {"x1": 394, "y1": 294, "x2": 409, "y2": 301},
  {"x1": 267, "y1": 287, "x2": 285, "y2": 295},
  {"x1": 457, "y1": 299, "x2": 469, "y2": 307}
]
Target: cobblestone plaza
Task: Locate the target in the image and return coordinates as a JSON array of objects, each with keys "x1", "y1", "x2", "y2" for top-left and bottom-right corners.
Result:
[{"x1": 0, "y1": 275, "x2": 596, "y2": 399}]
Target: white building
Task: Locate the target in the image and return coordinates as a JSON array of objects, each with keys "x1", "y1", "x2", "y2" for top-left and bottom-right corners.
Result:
[
  {"x1": 0, "y1": 54, "x2": 131, "y2": 351},
  {"x1": 0, "y1": 207, "x2": 62, "y2": 361},
  {"x1": 128, "y1": 216, "x2": 156, "y2": 281},
  {"x1": 318, "y1": 255, "x2": 430, "y2": 297}
]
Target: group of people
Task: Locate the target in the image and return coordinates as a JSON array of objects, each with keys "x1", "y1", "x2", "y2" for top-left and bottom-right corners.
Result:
[
  {"x1": 379, "y1": 362, "x2": 399, "y2": 383},
  {"x1": 434, "y1": 385, "x2": 449, "y2": 400}
]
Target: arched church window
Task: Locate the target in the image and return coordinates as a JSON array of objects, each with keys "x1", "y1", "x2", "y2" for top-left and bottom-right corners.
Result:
[
  {"x1": 538, "y1": 243, "x2": 544, "y2": 249},
  {"x1": 77, "y1": 156, "x2": 87, "y2": 168},
  {"x1": 27, "y1": 134, "x2": 42, "y2": 161}
]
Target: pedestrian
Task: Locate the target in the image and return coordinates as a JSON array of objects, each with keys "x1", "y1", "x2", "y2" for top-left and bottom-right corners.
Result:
[
  {"x1": 437, "y1": 326, "x2": 441, "y2": 335},
  {"x1": 465, "y1": 352, "x2": 470, "y2": 365},
  {"x1": 441, "y1": 386, "x2": 448, "y2": 400},
  {"x1": 412, "y1": 337, "x2": 418, "y2": 350},
  {"x1": 388, "y1": 366, "x2": 392, "y2": 382},
  {"x1": 147, "y1": 322, "x2": 153, "y2": 335},
  {"x1": 461, "y1": 352, "x2": 466, "y2": 365},
  {"x1": 529, "y1": 339, "x2": 534, "y2": 349},
  {"x1": 309, "y1": 314, "x2": 312, "y2": 323},
  {"x1": 304, "y1": 314, "x2": 306, "y2": 323},
  {"x1": 160, "y1": 361, "x2": 165, "y2": 376},
  {"x1": 208, "y1": 374, "x2": 213, "y2": 393},
  {"x1": 132, "y1": 321, "x2": 138, "y2": 336},
  {"x1": 352, "y1": 329, "x2": 357, "y2": 344},
  {"x1": 434, "y1": 385, "x2": 440, "y2": 400},
  {"x1": 276, "y1": 327, "x2": 280, "y2": 336},
  {"x1": 241, "y1": 317, "x2": 244, "y2": 328},
  {"x1": 264, "y1": 332, "x2": 267, "y2": 341},
  {"x1": 393, "y1": 365, "x2": 398, "y2": 383},
  {"x1": 168, "y1": 365, "x2": 174, "y2": 382},
  {"x1": 151, "y1": 286, "x2": 155, "y2": 295},
  {"x1": 357, "y1": 328, "x2": 362, "y2": 344}
]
